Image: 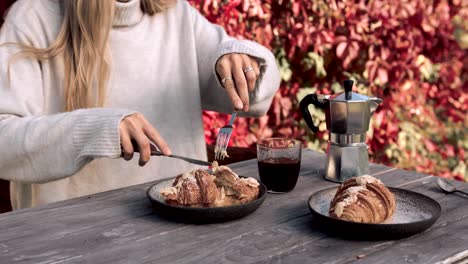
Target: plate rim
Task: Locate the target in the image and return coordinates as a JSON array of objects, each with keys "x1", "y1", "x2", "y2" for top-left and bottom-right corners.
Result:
[
  {"x1": 307, "y1": 186, "x2": 442, "y2": 227},
  {"x1": 146, "y1": 176, "x2": 268, "y2": 211}
]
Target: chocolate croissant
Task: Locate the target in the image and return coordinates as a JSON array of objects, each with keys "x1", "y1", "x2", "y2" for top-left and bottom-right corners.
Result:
[{"x1": 329, "y1": 175, "x2": 396, "y2": 223}]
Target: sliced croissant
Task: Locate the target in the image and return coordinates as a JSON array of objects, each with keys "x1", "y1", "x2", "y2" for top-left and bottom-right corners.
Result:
[{"x1": 160, "y1": 166, "x2": 260, "y2": 207}]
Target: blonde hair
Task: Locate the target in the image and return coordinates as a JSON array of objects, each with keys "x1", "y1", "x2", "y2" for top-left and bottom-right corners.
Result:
[{"x1": 4, "y1": 0, "x2": 175, "y2": 111}]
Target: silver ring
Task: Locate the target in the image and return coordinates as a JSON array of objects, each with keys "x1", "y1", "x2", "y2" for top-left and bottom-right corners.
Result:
[
  {"x1": 243, "y1": 66, "x2": 254, "y2": 73},
  {"x1": 221, "y1": 76, "x2": 233, "y2": 85}
]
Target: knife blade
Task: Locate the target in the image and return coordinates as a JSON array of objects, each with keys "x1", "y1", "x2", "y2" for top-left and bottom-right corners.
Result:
[
  {"x1": 150, "y1": 150, "x2": 212, "y2": 166},
  {"x1": 129, "y1": 140, "x2": 212, "y2": 166}
]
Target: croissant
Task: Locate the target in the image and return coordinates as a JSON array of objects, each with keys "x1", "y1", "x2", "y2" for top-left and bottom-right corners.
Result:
[
  {"x1": 212, "y1": 166, "x2": 260, "y2": 204},
  {"x1": 329, "y1": 175, "x2": 396, "y2": 223},
  {"x1": 160, "y1": 169, "x2": 218, "y2": 207},
  {"x1": 160, "y1": 166, "x2": 260, "y2": 207}
]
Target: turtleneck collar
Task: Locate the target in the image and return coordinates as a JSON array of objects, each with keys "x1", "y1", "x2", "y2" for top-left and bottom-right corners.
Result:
[{"x1": 113, "y1": 0, "x2": 143, "y2": 27}]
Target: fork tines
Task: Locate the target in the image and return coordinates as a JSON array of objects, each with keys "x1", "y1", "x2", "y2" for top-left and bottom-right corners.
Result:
[
  {"x1": 215, "y1": 131, "x2": 231, "y2": 160},
  {"x1": 214, "y1": 111, "x2": 237, "y2": 161}
]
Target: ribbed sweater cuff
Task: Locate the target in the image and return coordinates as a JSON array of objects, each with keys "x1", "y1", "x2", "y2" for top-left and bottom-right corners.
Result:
[
  {"x1": 216, "y1": 40, "x2": 268, "y2": 63},
  {"x1": 72, "y1": 108, "x2": 136, "y2": 159}
]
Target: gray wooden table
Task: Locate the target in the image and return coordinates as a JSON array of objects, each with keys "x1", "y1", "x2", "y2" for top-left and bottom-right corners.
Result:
[{"x1": 0, "y1": 149, "x2": 467, "y2": 264}]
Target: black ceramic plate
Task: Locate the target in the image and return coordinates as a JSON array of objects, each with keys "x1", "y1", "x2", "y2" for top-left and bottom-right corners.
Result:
[
  {"x1": 308, "y1": 186, "x2": 441, "y2": 240},
  {"x1": 147, "y1": 177, "x2": 267, "y2": 224}
]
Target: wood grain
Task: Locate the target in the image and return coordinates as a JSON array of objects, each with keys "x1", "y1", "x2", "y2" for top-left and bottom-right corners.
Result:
[
  {"x1": 267, "y1": 177, "x2": 468, "y2": 264},
  {"x1": 0, "y1": 149, "x2": 466, "y2": 264}
]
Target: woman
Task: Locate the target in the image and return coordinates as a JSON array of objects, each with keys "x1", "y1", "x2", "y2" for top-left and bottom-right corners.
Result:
[{"x1": 0, "y1": 0, "x2": 280, "y2": 209}]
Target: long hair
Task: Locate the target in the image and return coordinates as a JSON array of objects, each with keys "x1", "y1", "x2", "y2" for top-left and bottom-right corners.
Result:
[{"x1": 4, "y1": 0, "x2": 175, "y2": 111}]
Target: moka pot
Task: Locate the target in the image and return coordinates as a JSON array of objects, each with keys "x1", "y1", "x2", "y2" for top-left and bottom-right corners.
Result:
[{"x1": 299, "y1": 80, "x2": 382, "y2": 183}]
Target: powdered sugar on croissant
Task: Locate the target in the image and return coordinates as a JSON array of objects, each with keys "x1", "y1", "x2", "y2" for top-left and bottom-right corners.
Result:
[
  {"x1": 329, "y1": 175, "x2": 396, "y2": 223},
  {"x1": 160, "y1": 169, "x2": 218, "y2": 206},
  {"x1": 160, "y1": 165, "x2": 260, "y2": 207}
]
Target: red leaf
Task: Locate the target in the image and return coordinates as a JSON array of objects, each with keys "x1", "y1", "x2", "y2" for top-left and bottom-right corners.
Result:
[
  {"x1": 336, "y1": 42, "x2": 347, "y2": 58},
  {"x1": 424, "y1": 139, "x2": 438, "y2": 152},
  {"x1": 377, "y1": 67, "x2": 388, "y2": 84}
]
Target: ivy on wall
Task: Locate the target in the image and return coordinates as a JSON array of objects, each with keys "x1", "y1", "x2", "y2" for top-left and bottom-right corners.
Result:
[
  {"x1": 189, "y1": 0, "x2": 467, "y2": 181},
  {"x1": 0, "y1": 1, "x2": 465, "y2": 180}
]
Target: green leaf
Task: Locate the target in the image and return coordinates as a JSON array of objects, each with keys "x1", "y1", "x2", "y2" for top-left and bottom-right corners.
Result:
[
  {"x1": 331, "y1": 81, "x2": 343, "y2": 93},
  {"x1": 416, "y1": 55, "x2": 439, "y2": 83},
  {"x1": 303, "y1": 52, "x2": 327, "y2": 78},
  {"x1": 296, "y1": 87, "x2": 317, "y2": 102},
  {"x1": 275, "y1": 48, "x2": 293, "y2": 82}
]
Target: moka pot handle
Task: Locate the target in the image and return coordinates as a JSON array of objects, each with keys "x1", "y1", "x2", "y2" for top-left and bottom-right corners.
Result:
[{"x1": 299, "y1": 94, "x2": 327, "y2": 133}]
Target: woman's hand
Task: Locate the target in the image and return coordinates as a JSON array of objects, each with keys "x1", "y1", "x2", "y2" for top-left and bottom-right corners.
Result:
[
  {"x1": 216, "y1": 53, "x2": 260, "y2": 112},
  {"x1": 120, "y1": 113, "x2": 171, "y2": 166}
]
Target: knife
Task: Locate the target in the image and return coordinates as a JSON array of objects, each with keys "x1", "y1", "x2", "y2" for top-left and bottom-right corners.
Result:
[{"x1": 129, "y1": 140, "x2": 212, "y2": 167}]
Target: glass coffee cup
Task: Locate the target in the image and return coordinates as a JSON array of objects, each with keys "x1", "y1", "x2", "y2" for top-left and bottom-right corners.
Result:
[{"x1": 256, "y1": 138, "x2": 302, "y2": 193}]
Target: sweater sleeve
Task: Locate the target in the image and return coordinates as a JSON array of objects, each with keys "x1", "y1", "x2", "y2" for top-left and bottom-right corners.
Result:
[
  {"x1": 0, "y1": 22, "x2": 136, "y2": 184},
  {"x1": 187, "y1": 2, "x2": 281, "y2": 117}
]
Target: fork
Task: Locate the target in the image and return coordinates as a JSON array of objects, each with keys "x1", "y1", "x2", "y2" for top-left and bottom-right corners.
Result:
[{"x1": 214, "y1": 111, "x2": 237, "y2": 160}]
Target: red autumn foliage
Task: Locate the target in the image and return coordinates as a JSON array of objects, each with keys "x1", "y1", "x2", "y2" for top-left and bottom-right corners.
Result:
[
  {"x1": 190, "y1": 0, "x2": 467, "y2": 181},
  {"x1": 0, "y1": 1, "x2": 465, "y2": 180}
]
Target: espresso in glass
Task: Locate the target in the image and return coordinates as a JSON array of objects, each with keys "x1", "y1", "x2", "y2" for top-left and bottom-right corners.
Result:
[{"x1": 257, "y1": 138, "x2": 301, "y2": 193}]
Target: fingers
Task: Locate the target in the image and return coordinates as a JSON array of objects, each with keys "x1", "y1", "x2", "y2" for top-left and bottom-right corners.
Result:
[
  {"x1": 133, "y1": 132, "x2": 151, "y2": 166},
  {"x1": 120, "y1": 128, "x2": 134, "y2": 161},
  {"x1": 143, "y1": 123, "x2": 172, "y2": 156},
  {"x1": 216, "y1": 54, "x2": 261, "y2": 112},
  {"x1": 216, "y1": 57, "x2": 244, "y2": 110},
  {"x1": 232, "y1": 57, "x2": 250, "y2": 112},
  {"x1": 241, "y1": 54, "x2": 257, "y2": 93},
  {"x1": 251, "y1": 57, "x2": 260, "y2": 77},
  {"x1": 119, "y1": 113, "x2": 172, "y2": 166}
]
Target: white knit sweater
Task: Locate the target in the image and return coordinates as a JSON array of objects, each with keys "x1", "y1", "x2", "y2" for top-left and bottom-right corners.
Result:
[{"x1": 0, "y1": 0, "x2": 280, "y2": 209}]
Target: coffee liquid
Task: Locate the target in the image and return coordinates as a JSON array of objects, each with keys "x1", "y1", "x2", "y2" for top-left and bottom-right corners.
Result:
[{"x1": 258, "y1": 157, "x2": 300, "y2": 192}]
